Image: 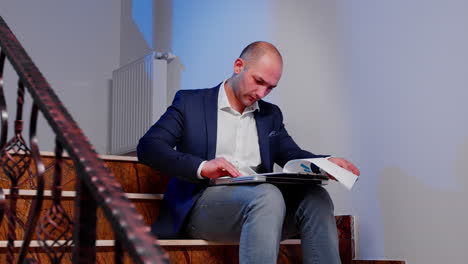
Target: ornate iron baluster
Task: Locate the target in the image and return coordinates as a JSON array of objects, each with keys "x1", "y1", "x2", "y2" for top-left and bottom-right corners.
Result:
[
  {"x1": 72, "y1": 177, "x2": 97, "y2": 263},
  {"x1": 17, "y1": 103, "x2": 46, "y2": 263},
  {"x1": 36, "y1": 139, "x2": 74, "y2": 263},
  {"x1": 115, "y1": 238, "x2": 124, "y2": 264},
  {"x1": 0, "y1": 49, "x2": 8, "y2": 235},
  {"x1": 0, "y1": 51, "x2": 7, "y2": 148},
  {"x1": 0, "y1": 80, "x2": 33, "y2": 263}
]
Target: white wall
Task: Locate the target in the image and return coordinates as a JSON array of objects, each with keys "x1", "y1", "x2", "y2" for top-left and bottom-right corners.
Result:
[
  {"x1": 336, "y1": 1, "x2": 468, "y2": 263},
  {"x1": 271, "y1": 0, "x2": 353, "y2": 219},
  {"x1": 0, "y1": 1, "x2": 120, "y2": 153}
]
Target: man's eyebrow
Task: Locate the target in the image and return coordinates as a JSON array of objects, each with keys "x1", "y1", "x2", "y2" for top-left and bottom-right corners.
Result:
[{"x1": 255, "y1": 76, "x2": 277, "y2": 88}]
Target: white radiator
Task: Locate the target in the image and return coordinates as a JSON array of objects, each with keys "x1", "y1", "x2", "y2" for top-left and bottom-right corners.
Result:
[{"x1": 109, "y1": 52, "x2": 180, "y2": 155}]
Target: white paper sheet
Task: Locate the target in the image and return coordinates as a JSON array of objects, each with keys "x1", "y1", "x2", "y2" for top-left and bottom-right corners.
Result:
[{"x1": 284, "y1": 158, "x2": 358, "y2": 190}]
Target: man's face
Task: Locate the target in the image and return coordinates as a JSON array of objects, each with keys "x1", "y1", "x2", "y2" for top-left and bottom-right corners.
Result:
[{"x1": 232, "y1": 53, "x2": 282, "y2": 108}]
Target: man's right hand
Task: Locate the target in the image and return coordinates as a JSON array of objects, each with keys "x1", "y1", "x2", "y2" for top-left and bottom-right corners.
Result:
[{"x1": 200, "y1": 157, "x2": 242, "y2": 179}]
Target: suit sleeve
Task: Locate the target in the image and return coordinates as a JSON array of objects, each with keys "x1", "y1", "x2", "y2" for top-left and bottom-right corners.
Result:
[
  {"x1": 137, "y1": 91, "x2": 204, "y2": 182},
  {"x1": 272, "y1": 105, "x2": 329, "y2": 171}
]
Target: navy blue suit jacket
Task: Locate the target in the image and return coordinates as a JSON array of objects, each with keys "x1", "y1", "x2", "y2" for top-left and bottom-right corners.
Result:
[{"x1": 137, "y1": 84, "x2": 325, "y2": 238}]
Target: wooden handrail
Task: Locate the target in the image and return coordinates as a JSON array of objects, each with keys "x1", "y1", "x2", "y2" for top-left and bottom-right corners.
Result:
[{"x1": 0, "y1": 16, "x2": 169, "y2": 263}]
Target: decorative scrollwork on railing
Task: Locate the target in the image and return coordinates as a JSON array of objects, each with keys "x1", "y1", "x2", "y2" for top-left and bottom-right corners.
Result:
[
  {"x1": 0, "y1": 79, "x2": 35, "y2": 264},
  {"x1": 0, "y1": 51, "x2": 8, "y2": 149},
  {"x1": 0, "y1": 15, "x2": 170, "y2": 264},
  {"x1": 36, "y1": 140, "x2": 74, "y2": 263},
  {"x1": 0, "y1": 49, "x2": 7, "y2": 242},
  {"x1": 0, "y1": 97, "x2": 47, "y2": 264},
  {"x1": 17, "y1": 103, "x2": 46, "y2": 263},
  {"x1": 0, "y1": 32, "x2": 47, "y2": 264}
]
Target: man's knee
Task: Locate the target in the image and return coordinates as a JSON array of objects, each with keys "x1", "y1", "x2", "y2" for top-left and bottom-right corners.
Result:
[{"x1": 246, "y1": 183, "x2": 286, "y2": 220}]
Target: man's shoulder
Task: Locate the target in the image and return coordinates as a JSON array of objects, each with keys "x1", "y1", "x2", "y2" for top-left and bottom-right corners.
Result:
[
  {"x1": 258, "y1": 99, "x2": 281, "y2": 113},
  {"x1": 258, "y1": 99, "x2": 277, "y2": 108},
  {"x1": 178, "y1": 84, "x2": 221, "y2": 94},
  {"x1": 176, "y1": 85, "x2": 220, "y2": 98}
]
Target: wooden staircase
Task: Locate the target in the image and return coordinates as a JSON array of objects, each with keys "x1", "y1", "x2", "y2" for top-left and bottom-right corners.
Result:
[{"x1": 0, "y1": 153, "x2": 405, "y2": 263}]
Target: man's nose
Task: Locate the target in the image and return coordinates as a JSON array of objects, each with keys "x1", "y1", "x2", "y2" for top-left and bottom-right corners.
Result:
[{"x1": 255, "y1": 86, "x2": 269, "y2": 99}]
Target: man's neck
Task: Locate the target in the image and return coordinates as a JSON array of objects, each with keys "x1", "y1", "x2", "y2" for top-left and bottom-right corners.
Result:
[{"x1": 224, "y1": 80, "x2": 245, "y2": 114}]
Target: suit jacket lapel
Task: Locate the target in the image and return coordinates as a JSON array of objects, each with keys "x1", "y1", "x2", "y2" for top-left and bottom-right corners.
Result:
[
  {"x1": 204, "y1": 85, "x2": 220, "y2": 160},
  {"x1": 254, "y1": 106, "x2": 271, "y2": 172}
]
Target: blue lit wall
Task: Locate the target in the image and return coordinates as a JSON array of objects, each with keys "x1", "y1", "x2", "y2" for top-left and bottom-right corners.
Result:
[
  {"x1": 171, "y1": 0, "x2": 273, "y2": 90},
  {"x1": 132, "y1": 0, "x2": 153, "y2": 48}
]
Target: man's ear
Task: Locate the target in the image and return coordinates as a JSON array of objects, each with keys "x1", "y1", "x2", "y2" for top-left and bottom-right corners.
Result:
[{"x1": 233, "y1": 58, "x2": 245, "y2": 74}]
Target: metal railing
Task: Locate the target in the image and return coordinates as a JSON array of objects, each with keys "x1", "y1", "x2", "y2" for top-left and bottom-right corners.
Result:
[{"x1": 0, "y1": 16, "x2": 169, "y2": 263}]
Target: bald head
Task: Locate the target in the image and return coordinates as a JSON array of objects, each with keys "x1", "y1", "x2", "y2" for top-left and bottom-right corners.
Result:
[
  {"x1": 226, "y1": 41, "x2": 283, "y2": 113},
  {"x1": 239, "y1": 41, "x2": 283, "y2": 67}
]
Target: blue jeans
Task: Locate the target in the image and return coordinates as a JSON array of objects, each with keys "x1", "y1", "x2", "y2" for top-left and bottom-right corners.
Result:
[{"x1": 184, "y1": 183, "x2": 341, "y2": 264}]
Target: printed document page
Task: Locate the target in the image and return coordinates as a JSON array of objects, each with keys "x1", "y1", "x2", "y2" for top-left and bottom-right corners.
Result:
[{"x1": 284, "y1": 158, "x2": 359, "y2": 190}]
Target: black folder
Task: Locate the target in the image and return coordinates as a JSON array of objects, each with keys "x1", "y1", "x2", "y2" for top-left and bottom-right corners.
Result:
[{"x1": 210, "y1": 172, "x2": 329, "y2": 185}]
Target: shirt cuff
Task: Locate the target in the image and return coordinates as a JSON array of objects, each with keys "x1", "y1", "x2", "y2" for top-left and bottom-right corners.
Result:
[{"x1": 197, "y1": 160, "x2": 207, "y2": 179}]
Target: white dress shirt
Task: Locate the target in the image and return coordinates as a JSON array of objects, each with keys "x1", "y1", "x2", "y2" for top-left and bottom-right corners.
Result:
[{"x1": 197, "y1": 81, "x2": 261, "y2": 178}]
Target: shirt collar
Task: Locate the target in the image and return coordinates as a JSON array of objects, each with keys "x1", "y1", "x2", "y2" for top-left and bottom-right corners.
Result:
[{"x1": 218, "y1": 80, "x2": 260, "y2": 115}]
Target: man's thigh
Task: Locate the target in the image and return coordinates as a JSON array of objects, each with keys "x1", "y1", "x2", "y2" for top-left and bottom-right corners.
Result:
[{"x1": 184, "y1": 183, "x2": 287, "y2": 242}]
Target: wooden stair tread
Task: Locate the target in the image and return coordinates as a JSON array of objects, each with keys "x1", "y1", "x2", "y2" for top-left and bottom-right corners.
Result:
[{"x1": 0, "y1": 239, "x2": 302, "y2": 248}]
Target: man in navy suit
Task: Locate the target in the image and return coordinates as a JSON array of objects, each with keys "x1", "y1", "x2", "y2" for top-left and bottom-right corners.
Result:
[{"x1": 138, "y1": 41, "x2": 359, "y2": 264}]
